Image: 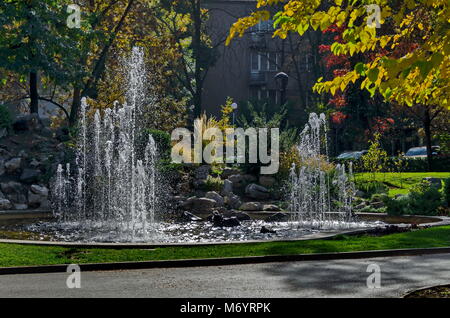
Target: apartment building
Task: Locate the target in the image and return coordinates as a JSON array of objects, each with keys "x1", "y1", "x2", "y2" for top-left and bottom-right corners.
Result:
[{"x1": 202, "y1": 0, "x2": 320, "y2": 122}]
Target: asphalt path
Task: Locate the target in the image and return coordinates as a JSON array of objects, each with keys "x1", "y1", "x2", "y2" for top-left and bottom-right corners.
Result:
[{"x1": 1, "y1": 253, "x2": 450, "y2": 297}]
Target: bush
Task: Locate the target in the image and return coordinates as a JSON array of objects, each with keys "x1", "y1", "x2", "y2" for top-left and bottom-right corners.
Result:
[
  {"x1": 356, "y1": 180, "x2": 388, "y2": 198},
  {"x1": 146, "y1": 129, "x2": 171, "y2": 159},
  {"x1": 444, "y1": 178, "x2": 450, "y2": 207},
  {"x1": 0, "y1": 104, "x2": 12, "y2": 131},
  {"x1": 384, "y1": 181, "x2": 443, "y2": 216}
]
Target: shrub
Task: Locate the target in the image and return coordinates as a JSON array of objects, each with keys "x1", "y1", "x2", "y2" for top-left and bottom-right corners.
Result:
[
  {"x1": 145, "y1": 129, "x2": 171, "y2": 160},
  {"x1": 383, "y1": 195, "x2": 410, "y2": 216},
  {"x1": 361, "y1": 133, "x2": 389, "y2": 179},
  {"x1": 356, "y1": 180, "x2": 388, "y2": 198},
  {"x1": 202, "y1": 175, "x2": 224, "y2": 192},
  {"x1": 0, "y1": 104, "x2": 12, "y2": 131},
  {"x1": 444, "y1": 178, "x2": 450, "y2": 207},
  {"x1": 384, "y1": 181, "x2": 443, "y2": 216}
]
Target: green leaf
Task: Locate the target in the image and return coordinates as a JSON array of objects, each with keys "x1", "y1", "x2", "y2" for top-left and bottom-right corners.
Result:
[
  {"x1": 367, "y1": 68, "x2": 379, "y2": 82},
  {"x1": 355, "y1": 62, "x2": 366, "y2": 75}
]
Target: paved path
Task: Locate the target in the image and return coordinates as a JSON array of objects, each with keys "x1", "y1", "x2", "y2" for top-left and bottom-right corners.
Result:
[{"x1": 1, "y1": 253, "x2": 450, "y2": 298}]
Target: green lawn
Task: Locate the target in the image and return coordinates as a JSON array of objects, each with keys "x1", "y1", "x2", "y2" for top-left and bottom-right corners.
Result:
[
  {"x1": 355, "y1": 172, "x2": 450, "y2": 197},
  {"x1": 1, "y1": 226, "x2": 450, "y2": 267}
]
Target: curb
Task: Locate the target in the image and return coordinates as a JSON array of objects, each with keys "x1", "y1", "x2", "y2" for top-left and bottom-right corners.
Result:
[{"x1": 1, "y1": 246, "x2": 450, "y2": 275}]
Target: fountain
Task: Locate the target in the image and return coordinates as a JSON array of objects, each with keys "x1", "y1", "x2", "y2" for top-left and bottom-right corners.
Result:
[
  {"x1": 289, "y1": 113, "x2": 355, "y2": 228},
  {"x1": 52, "y1": 47, "x2": 158, "y2": 241}
]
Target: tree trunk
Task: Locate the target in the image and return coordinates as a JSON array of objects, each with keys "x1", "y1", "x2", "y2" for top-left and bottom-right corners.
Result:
[
  {"x1": 29, "y1": 71, "x2": 39, "y2": 114},
  {"x1": 69, "y1": 87, "x2": 82, "y2": 127},
  {"x1": 423, "y1": 107, "x2": 433, "y2": 171}
]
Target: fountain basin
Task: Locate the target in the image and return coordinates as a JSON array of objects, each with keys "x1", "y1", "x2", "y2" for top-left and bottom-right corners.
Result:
[{"x1": 0, "y1": 211, "x2": 447, "y2": 246}]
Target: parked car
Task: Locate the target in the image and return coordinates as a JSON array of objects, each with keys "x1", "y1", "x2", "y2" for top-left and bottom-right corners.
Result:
[
  {"x1": 336, "y1": 150, "x2": 368, "y2": 160},
  {"x1": 405, "y1": 146, "x2": 440, "y2": 158}
]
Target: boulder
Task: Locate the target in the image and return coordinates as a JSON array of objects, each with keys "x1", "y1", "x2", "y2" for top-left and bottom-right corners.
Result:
[
  {"x1": 0, "y1": 198, "x2": 12, "y2": 210},
  {"x1": 0, "y1": 159, "x2": 4, "y2": 176},
  {"x1": 194, "y1": 165, "x2": 211, "y2": 180},
  {"x1": 224, "y1": 194, "x2": 242, "y2": 209},
  {"x1": 13, "y1": 204, "x2": 28, "y2": 210},
  {"x1": 222, "y1": 167, "x2": 241, "y2": 179},
  {"x1": 182, "y1": 196, "x2": 217, "y2": 212},
  {"x1": 245, "y1": 183, "x2": 270, "y2": 200},
  {"x1": 223, "y1": 210, "x2": 251, "y2": 221},
  {"x1": 205, "y1": 191, "x2": 224, "y2": 207},
  {"x1": 265, "y1": 212, "x2": 289, "y2": 222},
  {"x1": 211, "y1": 211, "x2": 240, "y2": 227},
  {"x1": 262, "y1": 204, "x2": 281, "y2": 211},
  {"x1": 220, "y1": 179, "x2": 233, "y2": 196},
  {"x1": 259, "y1": 176, "x2": 276, "y2": 188},
  {"x1": 179, "y1": 211, "x2": 202, "y2": 222},
  {"x1": 260, "y1": 226, "x2": 276, "y2": 234},
  {"x1": 228, "y1": 174, "x2": 257, "y2": 189},
  {"x1": 13, "y1": 113, "x2": 42, "y2": 132},
  {"x1": 1, "y1": 181, "x2": 23, "y2": 194},
  {"x1": 239, "y1": 201, "x2": 262, "y2": 211},
  {"x1": 354, "y1": 202, "x2": 367, "y2": 210},
  {"x1": 30, "y1": 184, "x2": 49, "y2": 197},
  {"x1": 4, "y1": 157, "x2": 21, "y2": 174},
  {"x1": 20, "y1": 169, "x2": 41, "y2": 183}
]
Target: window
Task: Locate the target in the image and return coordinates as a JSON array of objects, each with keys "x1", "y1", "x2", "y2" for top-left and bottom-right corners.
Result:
[
  {"x1": 251, "y1": 52, "x2": 279, "y2": 71},
  {"x1": 251, "y1": 20, "x2": 274, "y2": 33},
  {"x1": 250, "y1": 88, "x2": 278, "y2": 105}
]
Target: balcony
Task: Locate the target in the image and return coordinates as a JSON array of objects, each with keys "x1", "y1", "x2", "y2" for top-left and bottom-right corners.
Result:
[{"x1": 249, "y1": 71, "x2": 267, "y2": 86}]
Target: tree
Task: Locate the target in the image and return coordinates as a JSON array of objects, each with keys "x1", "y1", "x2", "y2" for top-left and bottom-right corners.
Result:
[
  {"x1": 0, "y1": 0, "x2": 82, "y2": 115},
  {"x1": 227, "y1": 0, "x2": 449, "y2": 169}
]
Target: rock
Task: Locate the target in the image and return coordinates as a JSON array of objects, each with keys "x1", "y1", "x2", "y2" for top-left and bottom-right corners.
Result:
[
  {"x1": 179, "y1": 211, "x2": 202, "y2": 222},
  {"x1": 265, "y1": 212, "x2": 289, "y2": 222},
  {"x1": 13, "y1": 113, "x2": 42, "y2": 132},
  {"x1": 56, "y1": 127, "x2": 70, "y2": 142},
  {"x1": 224, "y1": 194, "x2": 242, "y2": 209},
  {"x1": 228, "y1": 174, "x2": 257, "y2": 189},
  {"x1": 13, "y1": 204, "x2": 28, "y2": 210},
  {"x1": 182, "y1": 197, "x2": 217, "y2": 212},
  {"x1": 176, "y1": 182, "x2": 191, "y2": 194},
  {"x1": 29, "y1": 159, "x2": 40, "y2": 168},
  {"x1": 370, "y1": 201, "x2": 385, "y2": 209},
  {"x1": 1, "y1": 181, "x2": 24, "y2": 194},
  {"x1": 260, "y1": 226, "x2": 276, "y2": 234},
  {"x1": 0, "y1": 198, "x2": 12, "y2": 210},
  {"x1": 205, "y1": 191, "x2": 224, "y2": 207},
  {"x1": 355, "y1": 190, "x2": 365, "y2": 198},
  {"x1": 354, "y1": 202, "x2": 367, "y2": 210},
  {"x1": 239, "y1": 201, "x2": 262, "y2": 211},
  {"x1": 262, "y1": 204, "x2": 281, "y2": 211},
  {"x1": 245, "y1": 183, "x2": 270, "y2": 200},
  {"x1": 220, "y1": 179, "x2": 233, "y2": 196},
  {"x1": 211, "y1": 211, "x2": 240, "y2": 227},
  {"x1": 30, "y1": 184, "x2": 49, "y2": 197},
  {"x1": 194, "y1": 165, "x2": 211, "y2": 180},
  {"x1": 423, "y1": 177, "x2": 442, "y2": 189},
  {"x1": 20, "y1": 169, "x2": 41, "y2": 183},
  {"x1": 4, "y1": 157, "x2": 21, "y2": 174},
  {"x1": 222, "y1": 167, "x2": 241, "y2": 179},
  {"x1": 259, "y1": 176, "x2": 276, "y2": 188},
  {"x1": 223, "y1": 210, "x2": 252, "y2": 221},
  {"x1": 18, "y1": 150, "x2": 28, "y2": 158},
  {"x1": 0, "y1": 128, "x2": 7, "y2": 139},
  {"x1": 0, "y1": 159, "x2": 4, "y2": 176}
]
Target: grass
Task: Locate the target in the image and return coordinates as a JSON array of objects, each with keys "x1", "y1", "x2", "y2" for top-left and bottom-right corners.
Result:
[
  {"x1": 354, "y1": 172, "x2": 450, "y2": 197},
  {"x1": 1, "y1": 226, "x2": 450, "y2": 267}
]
